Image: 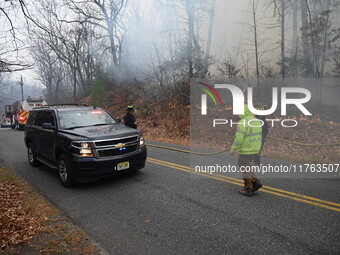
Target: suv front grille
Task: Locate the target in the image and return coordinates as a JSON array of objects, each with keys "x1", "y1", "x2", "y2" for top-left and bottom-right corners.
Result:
[
  {"x1": 93, "y1": 135, "x2": 139, "y2": 158},
  {"x1": 95, "y1": 136, "x2": 138, "y2": 147},
  {"x1": 97, "y1": 145, "x2": 138, "y2": 157}
]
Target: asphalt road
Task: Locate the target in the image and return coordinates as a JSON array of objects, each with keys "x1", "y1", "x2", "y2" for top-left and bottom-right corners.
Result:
[{"x1": 0, "y1": 128, "x2": 339, "y2": 255}]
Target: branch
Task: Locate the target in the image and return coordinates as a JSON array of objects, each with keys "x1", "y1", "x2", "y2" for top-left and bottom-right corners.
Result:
[{"x1": 0, "y1": 60, "x2": 33, "y2": 73}]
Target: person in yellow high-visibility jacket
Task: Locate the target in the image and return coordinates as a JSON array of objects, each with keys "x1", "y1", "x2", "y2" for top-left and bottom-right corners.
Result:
[{"x1": 230, "y1": 105, "x2": 263, "y2": 196}]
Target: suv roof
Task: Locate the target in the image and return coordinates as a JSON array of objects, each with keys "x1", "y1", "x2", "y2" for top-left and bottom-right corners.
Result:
[{"x1": 33, "y1": 104, "x2": 96, "y2": 111}]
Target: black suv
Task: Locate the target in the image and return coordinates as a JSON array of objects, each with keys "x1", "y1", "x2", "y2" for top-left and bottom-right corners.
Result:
[{"x1": 24, "y1": 104, "x2": 147, "y2": 187}]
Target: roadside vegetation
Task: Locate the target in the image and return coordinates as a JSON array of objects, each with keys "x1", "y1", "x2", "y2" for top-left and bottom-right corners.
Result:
[
  {"x1": 79, "y1": 83, "x2": 340, "y2": 163},
  {"x1": 0, "y1": 167, "x2": 104, "y2": 254}
]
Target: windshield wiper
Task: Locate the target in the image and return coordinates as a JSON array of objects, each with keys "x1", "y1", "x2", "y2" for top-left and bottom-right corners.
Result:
[
  {"x1": 64, "y1": 125, "x2": 89, "y2": 130},
  {"x1": 64, "y1": 123, "x2": 114, "y2": 130},
  {"x1": 92, "y1": 123, "x2": 114, "y2": 126}
]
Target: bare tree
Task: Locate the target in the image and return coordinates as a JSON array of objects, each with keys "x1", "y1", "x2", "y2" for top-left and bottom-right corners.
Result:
[
  {"x1": 269, "y1": 0, "x2": 290, "y2": 79},
  {"x1": 300, "y1": 0, "x2": 337, "y2": 77},
  {"x1": 300, "y1": 0, "x2": 314, "y2": 76},
  {"x1": 0, "y1": 0, "x2": 32, "y2": 72},
  {"x1": 25, "y1": 0, "x2": 103, "y2": 99},
  {"x1": 155, "y1": 0, "x2": 209, "y2": 82},
  {"x1": 65, "y1": 0, "x2": 128, "y2": 71}
]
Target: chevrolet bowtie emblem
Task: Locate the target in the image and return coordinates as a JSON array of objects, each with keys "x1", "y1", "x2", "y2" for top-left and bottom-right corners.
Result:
[{"x1": 115, "y1": 143, "x2": 126, "y2": 149}]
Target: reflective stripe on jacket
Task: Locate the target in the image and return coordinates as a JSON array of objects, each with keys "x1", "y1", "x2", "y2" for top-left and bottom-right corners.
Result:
[{"x1": 231, "y1": 105, "x2": 262, "y2": 155}]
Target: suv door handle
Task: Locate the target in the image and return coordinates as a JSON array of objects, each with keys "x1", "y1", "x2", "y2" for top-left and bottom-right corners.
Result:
[{"x1": 39, "y1": 132, "x2": 45, "y2": 136}]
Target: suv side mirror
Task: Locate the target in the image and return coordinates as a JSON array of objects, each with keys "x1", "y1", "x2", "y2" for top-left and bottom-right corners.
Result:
[
  {"x1": 42, "y1": 123, "x2": 55, "y2": 130},
  {"x1": 116, "y1": 118, "x2": 121, "y2": 124}
]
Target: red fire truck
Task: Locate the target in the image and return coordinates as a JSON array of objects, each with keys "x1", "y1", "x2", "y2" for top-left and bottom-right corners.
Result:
[{"x1": 5, "y1": 97, "x2": 47, "y2": 130}]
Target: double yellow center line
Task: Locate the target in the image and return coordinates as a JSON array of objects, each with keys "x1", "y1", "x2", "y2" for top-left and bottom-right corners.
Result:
[{"x1": 147, "y1": 157, "x2": 340, "y2": 212}]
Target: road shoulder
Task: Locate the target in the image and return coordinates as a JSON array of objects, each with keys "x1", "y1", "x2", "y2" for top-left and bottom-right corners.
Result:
[{"x1": 0, "y1": 166, "x2": 108, "y2": 255}]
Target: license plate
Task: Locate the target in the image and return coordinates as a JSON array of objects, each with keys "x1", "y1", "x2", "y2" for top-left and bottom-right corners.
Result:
[{"x1": 117, "y1": 161, "x2": 130, "y2": 171}]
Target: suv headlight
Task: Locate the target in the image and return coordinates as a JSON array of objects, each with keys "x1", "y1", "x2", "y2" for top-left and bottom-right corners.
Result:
[
  {"x1": 139, "y1": 135, "x2": 145, "y2": 147},
  {"x1": 71, "y1": 141, "x2": 93, "y2": 157}
]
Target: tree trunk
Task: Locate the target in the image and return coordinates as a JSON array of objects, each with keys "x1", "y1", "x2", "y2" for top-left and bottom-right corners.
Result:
[
  {"x1": 300, "y1": 0, "x2": 314, "y2": 76},
  {"x1": 320, "y1": 0, "x2": 331, "y2": 77},
  {"x1": 108, "y1": 27, "x2": 118, "y2": 67},
  {"x1": 72, "y1": 68, "x2": 77, "y2": 101},
  {"x1": 252, "y1": 0, "x2": 259, "y2": 81},
  {"x1": 280, "y1": 0, "x2": 286, "y2": 79},
  {"x1": 186, "y1": 0, "x2": 194, "y2": 78},
  {"x1": 291, "y1": 0, "x2": 298, "y2": 77},
  {"x1": 204, "y1": 0, "x2": 216, "y2": 76}
]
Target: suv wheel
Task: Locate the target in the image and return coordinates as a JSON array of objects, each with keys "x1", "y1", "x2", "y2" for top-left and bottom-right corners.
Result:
[
  {"x1": 57, "y1": 154, "x2": 74, "y2": 187},
  {"x1": 28, "y1": 144, "x2": 41, "y2": 167}
]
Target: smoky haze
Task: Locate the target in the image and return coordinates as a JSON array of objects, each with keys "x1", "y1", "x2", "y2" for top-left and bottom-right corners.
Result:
[{"x1": 0, "y1": 0, "x2": 339, "y2": 107}]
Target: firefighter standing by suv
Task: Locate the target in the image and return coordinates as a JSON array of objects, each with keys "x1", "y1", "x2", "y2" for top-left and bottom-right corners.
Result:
[{"x1": 123, "y1": 105, "x2": 137, "y2": 129}]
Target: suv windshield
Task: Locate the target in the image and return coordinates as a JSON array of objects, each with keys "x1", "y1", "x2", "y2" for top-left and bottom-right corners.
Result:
[{"x1": 58, "y1": 109, "x2": 117, "y2": 129}]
